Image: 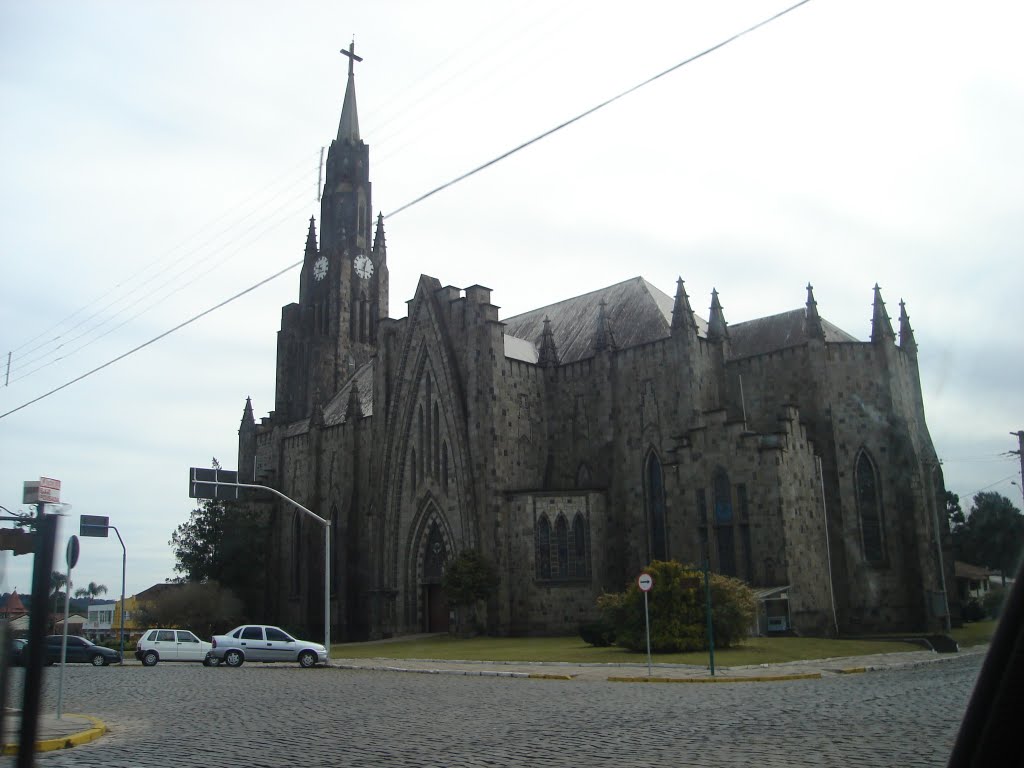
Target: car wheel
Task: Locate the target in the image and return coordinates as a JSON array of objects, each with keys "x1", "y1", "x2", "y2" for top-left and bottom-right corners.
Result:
[
  {"x1": 298, "y1": 650, "x2": 317, "y2": 668},
  {"x1": 224, "y1": 650, "x2": 244, "y2": 667},
  {"x1": 91, "y1": 653, "x2": 107, "y2": 667},
  {"x1": 203, "y1": 656, "x2": 219, "y2": 667},
  {"x1": 142, "y1": 650, "x2": 159, "y2": 667}
]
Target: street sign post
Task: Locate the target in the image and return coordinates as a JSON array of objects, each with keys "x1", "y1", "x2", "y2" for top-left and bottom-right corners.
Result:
[
  {"x1": 80, "y1": 515, "x2": 110, "y2": 538},
  {"x1": 188, "y1": 468, "x2": 241, "y2": 500},
  {"x1": 65, "y1": 535, "x2": 79, "y2": 569},
  {"x1": 638, "y1": 572, "x2": 654, "y2": 676},
  {"x1": 58, "y1": 534, "x2": 79, "y2": 719},
  {"x1": 187, "y1": 466, "x2": 332, "y2": 652}
]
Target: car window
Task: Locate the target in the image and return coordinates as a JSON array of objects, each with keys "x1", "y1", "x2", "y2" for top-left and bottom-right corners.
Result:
[
  {"x1": 141, "y1": 630, "x2": 154, "y2": 641},
  {"x1": 241, "y1": 626, "x2": 264, "y2": 641},
  {"x1": 156, "y1": 630, "x2": 175, "y2": 642},
  {"x1": 177, "y1": 631, "x2": 199, "y2": 643},
  {"x1": 231, "y1": 628, "x2": 242, "y2": 638},
  {"x1": 265, "y1": 627, "x2": 291, "y2": 642}
]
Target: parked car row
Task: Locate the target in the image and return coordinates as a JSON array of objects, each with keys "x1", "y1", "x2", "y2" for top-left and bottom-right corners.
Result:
[{"x1": 5, "y1": 624, "x2": 328, "y2": 669}]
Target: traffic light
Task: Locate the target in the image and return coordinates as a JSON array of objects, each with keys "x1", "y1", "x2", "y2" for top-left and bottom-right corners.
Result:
[{"x1": 0, "y1": 527, "x2": 34, "y2": 555}]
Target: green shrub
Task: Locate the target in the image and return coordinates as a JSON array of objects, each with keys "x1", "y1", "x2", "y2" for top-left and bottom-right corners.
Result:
[
  {"x1": 982, "y1": 586, "x2": 1007, "y2": 619},
  {"x1": 961, "y1": 599, "x2": 985, "y2": 622},
  {"x1": 578, "y1": 620, "x2": 616, "y2": 647},
  {"x1": 597, "y1": 560, "x2": 756, "y2": 652}
]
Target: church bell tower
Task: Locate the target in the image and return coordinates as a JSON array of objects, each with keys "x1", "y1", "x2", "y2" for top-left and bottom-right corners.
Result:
[{"x1": 275, "y1": 42, "x2": 389, "y2": 421}]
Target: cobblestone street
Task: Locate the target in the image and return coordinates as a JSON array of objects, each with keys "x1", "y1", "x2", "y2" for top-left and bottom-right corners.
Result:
[{"x1": 6, "y1": 654, "x2": 980, "y2": 767}]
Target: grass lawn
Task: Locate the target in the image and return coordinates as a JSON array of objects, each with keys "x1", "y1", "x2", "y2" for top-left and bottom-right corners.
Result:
[
  {"x1": 332, "y1": 634, "x2": 926, "y2": 666},
  {"x1": 951, "y1": 620, "x2": 997, "y2": 647}
]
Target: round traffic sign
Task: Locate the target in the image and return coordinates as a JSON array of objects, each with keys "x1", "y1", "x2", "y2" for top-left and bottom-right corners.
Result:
[
  {"x1": 638, "y1": 572, "x2": 653, "y2": 592},
  {"x1": 66, "y1": 535, "x2": 80, "y2": 570}
]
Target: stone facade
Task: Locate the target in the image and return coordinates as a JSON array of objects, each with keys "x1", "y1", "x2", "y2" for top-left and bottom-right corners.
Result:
[{"x1": 236, "y1": 54, "x2": 956, "y2": 640}]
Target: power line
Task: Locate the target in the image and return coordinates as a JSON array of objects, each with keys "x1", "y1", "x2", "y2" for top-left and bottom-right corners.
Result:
[
  {"x1": 384, "y1": 0, "x2": 814, "y2": 219},
  {"x1": 0, "y1": 260, "x2": 302, "y2": 421},
  {"x1": 0, "y1": 0, "x2": 813, "y2": 419}
]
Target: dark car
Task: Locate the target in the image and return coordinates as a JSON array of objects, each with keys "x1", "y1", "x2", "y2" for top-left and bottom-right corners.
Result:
[
  {"x1": 7, "y1": 637, "x2": 27, "y2": 666},
  {"x1": 40, "y1": 635, "x2": 121, "y2": 666}
]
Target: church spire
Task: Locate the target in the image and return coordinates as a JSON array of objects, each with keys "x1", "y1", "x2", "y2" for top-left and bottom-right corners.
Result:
[
  {"x1": 240, "y1": 396, "x2": 254, "y2": 427},
  {"x1": 671, "y1": 277, "x2": 698, "y2": 335},
  {"x1": 372, "y1": 212, "x2": 386, "y2": 259},
  {"x1": 871, "y1": 284, "x2": 895, "y2": 343},
  {"x1": 305, "y1": 216, "x2": 318, "y2": 254},
  {"x1": 898, "y1": 299, "x2": 917, "y2": 355},
  {"x1": 707, "y1": 289, "x2": 729, "y2": 343},
  {"x1": 337, "y1": 40, "x2": 362, "y2": 143},
  {"x1": 804, "y1": 283, "x2": 824, "y2": 339},
  {"x1": 538, "y1": 316, "x2": 559, "y2": 367}
]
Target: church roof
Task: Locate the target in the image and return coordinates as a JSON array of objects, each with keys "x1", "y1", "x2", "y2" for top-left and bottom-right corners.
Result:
[
  {"x1": 503, "y1": 277, "x2": 708, "y2": 364},
  {"x1": 324, "y1": 360, "x2": 374, "y2": 426},
  {"x1": 729, "y1": 309, "x2": 858, "y2": 359}
]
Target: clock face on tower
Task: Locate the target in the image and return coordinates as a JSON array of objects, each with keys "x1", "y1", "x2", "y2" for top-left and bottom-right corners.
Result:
[
  {"x1": 313, "y1": 256, "x2": 329, "y2": 281},
  {"x1": 354, "y1": 253, "x2": 374, "y2": 280}
]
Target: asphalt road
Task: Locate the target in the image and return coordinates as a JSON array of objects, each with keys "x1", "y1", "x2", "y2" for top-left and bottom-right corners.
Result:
[{"x1": 7, "y1": 654, "x2": 981, "y2": 767}]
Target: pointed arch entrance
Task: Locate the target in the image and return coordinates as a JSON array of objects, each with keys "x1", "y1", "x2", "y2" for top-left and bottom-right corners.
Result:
[{"x1": 409, "y1": 501, "x2": 453, "y2": 633}]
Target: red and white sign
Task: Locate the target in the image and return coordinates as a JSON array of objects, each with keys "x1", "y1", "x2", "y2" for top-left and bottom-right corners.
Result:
[
  {"x1": 39, "y1": 477, "x2": 61, "y2": 503},
  {"x1": 22, "y1": 477, "x2": 61, "y2": 504},
  {"x1": 638, "y1": 573, "x2": 654, "y2": 592}
]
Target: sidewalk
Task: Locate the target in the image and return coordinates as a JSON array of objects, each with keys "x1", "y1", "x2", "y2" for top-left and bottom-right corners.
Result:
[
  {"x1": 2, "y1": 644, "x2": 984, "y2": 754},
  {"x1": 1, "y1": 709, "x2": 106, "y2": 756},
  {"x1": 331, "y1": 643, "x2": 985, "y2": 683}
]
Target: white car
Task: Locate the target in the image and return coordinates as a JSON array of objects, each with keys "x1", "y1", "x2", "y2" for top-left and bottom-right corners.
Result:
[
  {"x1": 135, "y1": 628, "x2": 213, "y2": 666},
  {"x1": 206, "y1": 624, "x2": 328, "y2": 668}
]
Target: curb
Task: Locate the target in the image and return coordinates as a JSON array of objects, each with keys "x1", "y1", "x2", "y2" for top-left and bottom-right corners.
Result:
[
  {"x1": 1, "y1": 714, "x2": 106, "y2": 756},
  {"x1": 607, "y1": 672, "x2": 822, "y2": 684}
]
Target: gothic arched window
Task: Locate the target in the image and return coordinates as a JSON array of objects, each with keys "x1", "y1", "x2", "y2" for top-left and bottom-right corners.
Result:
[
  {"x1": 555, "y1": 515, "x2": 569, "y2": 578},
  {"x1": 331, "y1": 504, "x2": 340, "y2": 594},
  {"x1": 646, "y1": 452, "x2": 667, "y2": 561},
  {"x1": 441, "y1": 440, "x2": 449, "y2": 493},
  {"x1": 571, "y1": 514, "x2": 589, "y2": 578},
  {"x1": 713, "y1": 467, "x2": 736, "y2": 576},
  {"x1": 856, "y1": 450, "x2": 884, "y2": 563},
  {"x1": 433, "y1": 401, "x2": 441, "y2": 479},
  {"x1": 291, "y1": 514, "x2": 302, "y2": 594},
  {"x1": 410, "y1": 449, "x2": 417, "y2": 498},
  {"x1": 535, "y1": 516, "x2": 551, "y2": 579},
  {"x1": 417, "y1": 405, "x2": 424, "y2": 482},
  {"x1": 576, "y1": 463, "x2": 592, "y2": 488},
  {"x1": 424, "y1": 521, "x2": 445, "y2": 582}
]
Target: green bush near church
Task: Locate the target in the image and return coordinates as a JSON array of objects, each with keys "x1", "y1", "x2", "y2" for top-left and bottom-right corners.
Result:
[{"x1": 594, "y1": 560, "x2": 756, "y2": 653}]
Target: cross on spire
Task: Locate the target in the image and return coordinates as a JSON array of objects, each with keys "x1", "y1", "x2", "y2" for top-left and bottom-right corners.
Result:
[{"x1": 341, "y1": 39, "x2": 363, "y2": 76}]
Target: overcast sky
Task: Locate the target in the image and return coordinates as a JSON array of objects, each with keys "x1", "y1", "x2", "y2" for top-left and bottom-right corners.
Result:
[{"x1": 2, "y1": 0, "x2": 1022, "y2": 601}]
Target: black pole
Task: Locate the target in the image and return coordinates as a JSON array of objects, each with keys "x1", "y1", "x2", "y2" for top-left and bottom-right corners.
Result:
[{"x1": 19, "y1": 511, "x2": 58, "y2": 767}]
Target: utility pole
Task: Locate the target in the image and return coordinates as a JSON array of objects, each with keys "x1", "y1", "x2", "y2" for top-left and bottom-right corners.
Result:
[{"x1": 1012, "y1": 431, "x2": 1024, "y2": 505}]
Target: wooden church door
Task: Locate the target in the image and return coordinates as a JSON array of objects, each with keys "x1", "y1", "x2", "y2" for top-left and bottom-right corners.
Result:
[{"x1": 421, "y1": 522, "x2": 449, "y2": 633}]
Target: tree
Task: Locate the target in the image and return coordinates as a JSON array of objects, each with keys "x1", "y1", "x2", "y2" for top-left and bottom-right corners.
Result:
[
  {"x1": 74, "y1": 581, "x2": 108, "y2": 602},
  {"x1": 441, "y1": 549, "x2": 499, "y2": 635},
  {"x1": 133, "y1": 581, "x2": 245, "y2": 639},
  {"x1": 946, "y1": 491, "x2": 965, "y2": 530},
  {"x1": 49, "y1": 570, "x2": 68, "y2": 632},
  {"x1": 953, "y1": 492, "x2": 1024, "y2": 583},
  {"x1": 169, "y1": 459, "x2": 268, "y2": 619}
]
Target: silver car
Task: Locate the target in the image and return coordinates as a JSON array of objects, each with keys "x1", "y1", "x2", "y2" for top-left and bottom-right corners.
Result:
[{"x1": 206, "y1": 624, "x2": 328, "y2": 668}]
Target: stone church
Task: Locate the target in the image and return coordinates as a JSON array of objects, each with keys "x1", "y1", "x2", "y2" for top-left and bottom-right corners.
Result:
[{"x1": 236, "y1": 50, "x2": 955, "y2": 641}]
